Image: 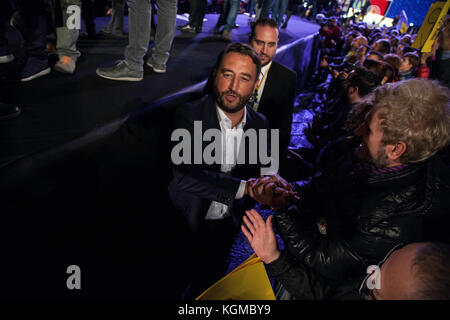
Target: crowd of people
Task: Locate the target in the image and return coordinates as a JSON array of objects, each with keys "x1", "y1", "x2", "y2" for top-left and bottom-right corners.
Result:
[
  {"x1": 168, "y1": 11, "x2": 450, "y2": 300},
  {"x1": 236, "y1": 14, "x2": 450, "y2": 299},
  {"x1": 1, "y1": 0, "x2": 450, "y2": 300}
]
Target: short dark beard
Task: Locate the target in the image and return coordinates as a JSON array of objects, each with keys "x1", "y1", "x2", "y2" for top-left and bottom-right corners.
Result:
[
  {"x1": 214, "y1": 87, "x2": 251, "y2": 114},
  {"x1": 260, "y1": 55, "x2": 272, "y2": 67}
]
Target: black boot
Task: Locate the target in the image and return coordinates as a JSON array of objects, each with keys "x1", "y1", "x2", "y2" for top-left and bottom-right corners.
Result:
[{"x1": 0, "y1": 102, "x2": 20, "y2": 120}]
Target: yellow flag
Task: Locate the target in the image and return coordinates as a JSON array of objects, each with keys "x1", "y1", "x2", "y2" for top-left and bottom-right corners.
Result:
[
  {"x1": 400, "y1": 22, "x2": 408, "y2": 34},
  {"x1": 412, "y1": 0, "x2": 450, "y2": 52},
  {"x1": 196, "y1": 254, "x2": 276, "y2": 300}
]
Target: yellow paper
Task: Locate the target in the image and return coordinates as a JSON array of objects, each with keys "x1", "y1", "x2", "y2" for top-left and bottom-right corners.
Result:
[
  {"x1": 196, "y1": 254, "x2": 276, "y2": 300},
  {"x1": 412, "y1": 0, "x2": 450, "y2": 52}
]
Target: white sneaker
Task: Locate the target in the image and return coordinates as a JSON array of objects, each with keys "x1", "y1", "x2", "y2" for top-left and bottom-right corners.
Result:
[{"x1": 0, "y1": 54, "x2": 14, "y2": 64}]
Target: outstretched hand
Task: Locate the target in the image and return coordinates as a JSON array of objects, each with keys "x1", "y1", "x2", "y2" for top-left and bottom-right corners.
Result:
[{"x1": 241, "y1": 209, "x2": 280, "y2": 264}]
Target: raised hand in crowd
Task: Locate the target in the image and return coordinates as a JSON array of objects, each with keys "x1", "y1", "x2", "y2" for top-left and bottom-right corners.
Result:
[{"x1": 241, "y1": 209, "x2": 280, "y2": 264}]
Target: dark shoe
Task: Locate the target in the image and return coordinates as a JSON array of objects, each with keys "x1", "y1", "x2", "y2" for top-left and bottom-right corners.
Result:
[
  {"x1": 110, "y1": 32, "x2": 128, "y2": 39},
  {"x1": 79, "y1": 33, "x2": 99, "y2": 40},
  {"x1": 146, "y1": 58, "x2": 166, "y2": 73},
  {"x1": 0, "y1": 102, "x2": 21, "y2": 120},
  {"x1": 96, "y1": 60, "x2": 143, "y2": 81},
  {"x1": 222, "y1": 29, "x2": 231, "y2": 42},
  {"x1": 178, "y1": 23, "x2": 200, "y2": 33},
  {"x1": 99, "y1": 29, "x2": 111, "y2": 36},
  {"x1": 177, "y1": 23, "x2": 189, "y2": 30},
  {"x1": 20, "y1": 58, "x2": 50, "y2": 82}
]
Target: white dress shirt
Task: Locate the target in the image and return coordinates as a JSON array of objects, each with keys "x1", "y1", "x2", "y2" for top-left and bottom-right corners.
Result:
[{"x1": 204, "y1": 106, "x2": 248, "y2": 220}]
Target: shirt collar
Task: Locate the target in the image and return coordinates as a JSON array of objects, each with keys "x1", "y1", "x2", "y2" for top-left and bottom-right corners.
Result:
[
  {"x1": 260, "y1": 61, "x2": 272, "y2": 79},
  {"x1": 216, "y1": 105, "x2": 247, "y2": 129}
]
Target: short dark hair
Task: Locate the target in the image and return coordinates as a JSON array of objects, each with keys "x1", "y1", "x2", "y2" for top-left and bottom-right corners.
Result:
[
  {"x1": 404, "y1": 52, "x2": 420, "y2": 69},
  {"x1": 366, "y1": 50, "x2": 384, "y2": 61},
  {"x1": 363, "y1": 59, "x2": 394, "y2": 83},
  {"x1": 345, "y1": 66, "x2": 380, "y2": 97},
  {"x1": 249, "y1": 18, "x2": 279, "y2": 42},
  {"x1": 383, "y1": 53, "x2": 402, "y2": 75},
  {"x1": 412, "y1": 242, "x2": 450, "y2": 299},
  {"x1": 213, "y1": 42, "x2": 261, "y2": 80},
  {"x1": 401, "y1": 46, "x2": 417, "y2": 56},
  {"x1": 375, "y1": 39, "x2": 392, "y2": 54}
]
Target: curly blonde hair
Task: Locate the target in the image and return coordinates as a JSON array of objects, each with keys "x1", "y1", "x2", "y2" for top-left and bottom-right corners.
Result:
[{"x1": 363, "y1": 79, "x2": 450, "y2": 163}]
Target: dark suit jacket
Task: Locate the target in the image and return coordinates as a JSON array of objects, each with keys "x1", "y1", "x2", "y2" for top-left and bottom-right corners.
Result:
[
  {"x1": 257, "y1": 61, "x2": 297, "y2": 153},
  {"x1": 168, "y1": 94, "x2": 270, "y2": 232},
  {"x1": 431, "y1": 50, "x2": 450, "y2": 89}
]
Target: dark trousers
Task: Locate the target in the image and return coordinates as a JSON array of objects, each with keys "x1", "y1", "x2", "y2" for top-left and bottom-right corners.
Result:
[
  {"x1": 215, "y1": 0, "x2": 230, "y2": 28},
  {"x1": 81, "y1": 0, "x2": 96, "y2": 35},
  {"x1": 17, "y1": 0, "x2": 47, "y2": 61},
  {"x1": 0, "y1": 0, "x2": 14, "y2": 56},
  {"x1": 188, "y1": 0, "x2": 207, "y2": 28}
]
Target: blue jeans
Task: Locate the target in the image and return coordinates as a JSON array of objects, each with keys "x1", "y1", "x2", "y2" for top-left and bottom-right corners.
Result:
[
  {"x1": 271, "y1": 0, "x2": 288, "y2": 25},
  {"x1": 248, "y1": 0, "x2": 256, "y2": 15},
  {"x1": 124, "y1": 0, "x2": 177, "y2": 71},
  {"x1": 259, "y1": 0, "x2": 275, "y2": 20},
  {"x1": 223, "y1": 0, "x2": 240, "y2": 32}
]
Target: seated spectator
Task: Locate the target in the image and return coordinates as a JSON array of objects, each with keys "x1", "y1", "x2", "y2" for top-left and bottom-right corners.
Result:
[
  {"x1": 363, "y1": 59, "x2": 395, "y2": 84},
  {"x1": 400, "y1": 34, "x2": 412, "y2": 46},
  {"x1": 366, "y1": 50, "x2": 384, "y2": 62},
  {"x1": 339, "y1": 30, "x2": 361, "y2": 56},
  {"x1": 242, "y1": 210, "x2": 450, "y2": 300},
  {"x1": 304, "y1": 66, "x2": 379, "y2": 153},
  {"x1": 344, "y1": 35, "x2": 368, "y2": 62},
  {"x1": 242, "y1": 79, "x2": 450, "y2": 299},
  {"x1": 383, "y1": 53, "x2": 402, "y2": 81},
  {"x1": 397, "y1": 45, "x2": 417, "y2": 58},
  {"x1": 383, "y1": 53, "x2": 401, "y2": 71},
  {"x1": 350, "y1": 44, "x2": 370, "y2": 65},
  {"x1": 399, "y1": 52, "x2": 419, "y2": 80},
  {"x1": 389, "y1": 36, "x2": 399, "y2": 52},
  {"x1": 371, "y1": 38, "x2": 391, "y2": 54}
]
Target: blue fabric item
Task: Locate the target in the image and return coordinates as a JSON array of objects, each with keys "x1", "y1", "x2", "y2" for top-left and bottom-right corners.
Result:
[
  {"x1": 441, "y1": 50, "x2": 450, "y2": 60},
  {"x1": 223, "y1": 0, "x2": 240, "y2": 32},
  {"x1": 385, "y1": 0, "x2": 435, "y2": 27},
  {"x1": 226, "y1": 203, "x2": 286, "y2": 274}
]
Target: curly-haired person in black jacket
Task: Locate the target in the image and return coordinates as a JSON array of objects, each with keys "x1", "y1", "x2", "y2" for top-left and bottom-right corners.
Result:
[{"x1": 242, "y1": 78, "x2": 450, "y2": 299}]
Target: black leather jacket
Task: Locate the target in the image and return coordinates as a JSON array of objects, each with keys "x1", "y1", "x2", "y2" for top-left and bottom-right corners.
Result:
[{"x1": 269, "y1": 147, "x2": 450, "y2": 298}]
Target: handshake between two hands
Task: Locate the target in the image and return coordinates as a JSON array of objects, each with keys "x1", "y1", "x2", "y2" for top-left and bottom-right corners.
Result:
[
  {"x1": 244, "y1": 174, "x2": 300, "y2": 210},
  {"x1": 241, "y1": 175, "x2": 299, "y2": 264}
]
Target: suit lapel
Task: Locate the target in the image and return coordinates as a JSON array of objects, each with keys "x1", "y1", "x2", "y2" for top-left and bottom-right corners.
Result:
[
  {"x1": 202, "y1": 95, "x2": 221, "y2": 172},
  {"x1": 258, "y1": 62, "x2": 278, "y2": 113},
  {"x1": 203, "y1": 94, "x2": 221, "y2": 131}
]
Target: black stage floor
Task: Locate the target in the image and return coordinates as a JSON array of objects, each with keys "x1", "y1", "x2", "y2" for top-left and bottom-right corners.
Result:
[
  {"x1": 0, "y1": 13, "x2": 318, "y2": 300},
  {"x1": 1, "y1": 13, "x2": 318, "y2": 167}
]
